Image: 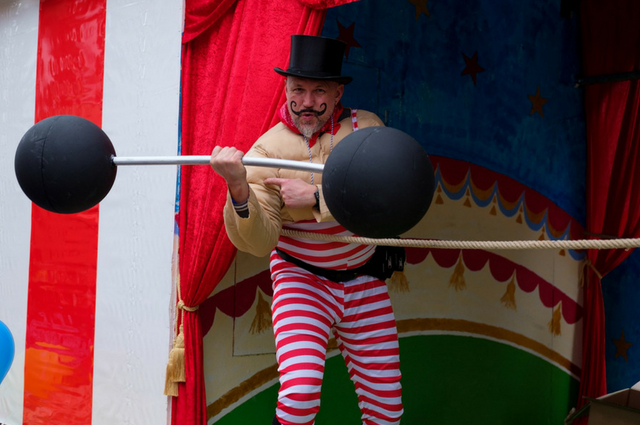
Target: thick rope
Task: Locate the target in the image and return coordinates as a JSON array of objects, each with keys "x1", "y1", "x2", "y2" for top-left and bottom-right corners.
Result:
[
  {"x1": 177, "y1": 299, "x2": 200, "y2": 312},
  {"x1": 280, "y1": 229, "x2": 640, "y2": 250}
]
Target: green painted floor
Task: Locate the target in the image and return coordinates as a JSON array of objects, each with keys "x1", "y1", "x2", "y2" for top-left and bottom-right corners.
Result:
[{"x1": 214, "y1": 335, "x2": 578, "y2": 424}]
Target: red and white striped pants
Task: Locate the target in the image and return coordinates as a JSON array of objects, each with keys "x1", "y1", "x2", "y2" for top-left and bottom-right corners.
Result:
[{"x1": 270, "y1": 252, "x2": 403, "y2": 425}]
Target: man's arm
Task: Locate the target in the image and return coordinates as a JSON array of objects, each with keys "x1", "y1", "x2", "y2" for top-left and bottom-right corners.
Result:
[
  {"x1": 210, "y1": 146, "x2": 249, "y2": 204},
  {"x1": 211, "y1": 145, "x2": 284, "y2": 257}
]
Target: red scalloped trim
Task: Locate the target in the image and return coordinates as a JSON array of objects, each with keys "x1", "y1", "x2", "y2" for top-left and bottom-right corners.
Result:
[
  {"x1": 433, "y1": 156, "x2": 584, "y2": 241},
  {"x1": 406, "y1": 247, "x2": 582, "y2": 325}
]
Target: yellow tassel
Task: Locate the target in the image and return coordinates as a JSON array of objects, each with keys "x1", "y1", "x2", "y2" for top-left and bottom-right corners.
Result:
[
  {"x1": 250, "y1": 292, "x2": 272, "y2": 335},
  {"x1": 449, "y1": 255, "x2": 466, "y2": 291},
  {"x1": 500, "y1": 277, "x2": 517, "y2": 310},
  {"x1": 169, "y1": 327, "x2": 186, "y2": 382},
  {"x1": 164, "y1": 370, "x2": 179, "y2": 397},
  {"x1": 388, "y1": 270, "x2": 409, "y2": 293},
  {"x1": 163, "y1": 325, "x2": 186, "y2": 396},
  {"x1": 548, "y1": 304, "x2": 562, "y2": 336}
]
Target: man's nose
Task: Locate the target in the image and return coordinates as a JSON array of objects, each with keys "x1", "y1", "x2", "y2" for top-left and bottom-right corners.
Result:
[{"x1": 301, "y1": 92, "x2": 315, "y2": 108}]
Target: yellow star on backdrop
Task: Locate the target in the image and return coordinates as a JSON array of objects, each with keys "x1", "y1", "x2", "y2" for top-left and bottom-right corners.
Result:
[
  {"x1": 528, "y1": 87, "x2": 548, "y2": 118},
  {"x1": 613, "y1": 330, "x2": 633, "y2": 362},
  {"x1": 406, "y1": 0, "x2": 430, "y2": 20}
]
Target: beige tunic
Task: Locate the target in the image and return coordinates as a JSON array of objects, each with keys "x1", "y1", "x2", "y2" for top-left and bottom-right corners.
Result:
[{"x1": 223, "y1": 109, "x2": 384, "y2": 257}]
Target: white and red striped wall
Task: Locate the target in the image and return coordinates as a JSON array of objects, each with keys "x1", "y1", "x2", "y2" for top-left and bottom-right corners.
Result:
[{"x1": 0, "y1": 1, "x2": 184, "y2": 424}]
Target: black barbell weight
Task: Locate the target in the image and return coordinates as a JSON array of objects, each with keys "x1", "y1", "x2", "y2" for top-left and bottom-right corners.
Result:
[
  {"x1": 322, "y1": 126, "x2": 435, "y2": 238},
  {"x1": 14, "y1": 115, "x2": 435, "y2": 237},
  {"x1": 14, "y1": 115, "x2": 117, "y2": 215}
]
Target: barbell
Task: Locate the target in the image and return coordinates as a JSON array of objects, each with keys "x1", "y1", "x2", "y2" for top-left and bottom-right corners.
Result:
[{"x1": 14, "y1": 114, "x2": 435, "y2": 238}]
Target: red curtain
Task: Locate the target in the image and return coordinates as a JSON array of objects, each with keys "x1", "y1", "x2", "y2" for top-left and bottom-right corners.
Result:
[
  {"x1": 577, "y1": 0, "x2": 640, "y2": 415},
  {"x1": 173, "y1": 0, "x2": 357, "y2": 424}
]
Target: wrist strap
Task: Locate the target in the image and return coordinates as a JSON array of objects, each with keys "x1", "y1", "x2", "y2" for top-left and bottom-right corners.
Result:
[
  {"x1": 314, "y1": 188, "x2": 320, "y2": 210},
  {"x1": 232, "y1": 197, "x2": 249, "y2": 218}
]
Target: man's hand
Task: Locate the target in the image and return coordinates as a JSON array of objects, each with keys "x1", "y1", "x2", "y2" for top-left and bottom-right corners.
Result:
[
  {"x1": 264, "y1": 177, "x2": 317, "y2": 209},
  {"x1": 210, "y1": 146, "x2": 249, "y2": 203}
]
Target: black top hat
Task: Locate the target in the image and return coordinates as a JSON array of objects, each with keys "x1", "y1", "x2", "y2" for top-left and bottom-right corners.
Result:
[{"x1": 275, "y1": 35, "x2": 352, "y2": 85}]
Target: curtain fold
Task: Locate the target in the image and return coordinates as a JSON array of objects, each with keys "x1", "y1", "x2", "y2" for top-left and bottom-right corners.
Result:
[
  {"x1": 577, "y1": 0, "x2": 640, "y2": 417},
  {"x1": 173, "y1": 0, "x2": 355, "y2": 423},
  {"x1": 182, "y1": 0, "x2": 238, "y2": 44}
]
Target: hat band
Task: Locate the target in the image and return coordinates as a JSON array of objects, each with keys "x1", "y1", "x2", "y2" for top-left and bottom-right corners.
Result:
[{"x1": 286, "y1": 68, "x2": 342, "y2": 78}]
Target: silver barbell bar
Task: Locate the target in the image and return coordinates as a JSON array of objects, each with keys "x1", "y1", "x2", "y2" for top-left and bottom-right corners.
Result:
[{"x1": 111, "y1": 155, "x2": 325, "y2": 173}]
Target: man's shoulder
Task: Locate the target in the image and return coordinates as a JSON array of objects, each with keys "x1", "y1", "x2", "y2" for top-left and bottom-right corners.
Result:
[
  {"x1": 340, "y1": 108, "x2": 385, "y2": 128},
  {"x1": 254, "y1": 123, "x2": 292, "y2": 144},
  {"x1": 248, "y1": 123, "x2": 297, "y2": 156},
  {"x1": 356, "y1": 109, "x2": 385, "y2": 127}
]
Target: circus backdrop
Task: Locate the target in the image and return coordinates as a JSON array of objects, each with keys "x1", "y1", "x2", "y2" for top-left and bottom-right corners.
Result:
[{"x1": 1, "y1": 1, "x2": 640, "y2": 425}]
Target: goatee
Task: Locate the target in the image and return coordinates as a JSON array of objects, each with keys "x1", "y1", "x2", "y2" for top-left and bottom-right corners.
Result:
[
  {"x1": 290, "y1": 101, "x2": 328, "y2": 139},
  {"x1": 298, "y1": 122, "x2": 322, "y2": 139}
]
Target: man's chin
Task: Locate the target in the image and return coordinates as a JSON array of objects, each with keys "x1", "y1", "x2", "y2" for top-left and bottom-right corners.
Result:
[
  {"x1": 300, "y1": 128, "x2": 315, "y2": 139},
  {"x1": 297, "y1": 123, "x2": 320, "y2": 139}
]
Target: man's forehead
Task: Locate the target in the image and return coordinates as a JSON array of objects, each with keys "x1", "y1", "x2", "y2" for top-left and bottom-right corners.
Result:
[{"x1": 287, "y1": 77, "x2": 337, "y2": 89}]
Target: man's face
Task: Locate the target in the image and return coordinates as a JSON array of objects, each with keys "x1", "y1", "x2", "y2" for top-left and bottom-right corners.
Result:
[{"x1": 285, "y1": 77, "x2": 344, "y2": 139}]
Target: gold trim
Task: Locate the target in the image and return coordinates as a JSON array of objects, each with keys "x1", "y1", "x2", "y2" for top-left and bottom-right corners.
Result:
[
  {"x1": 397, "y1": 318, "x2": 580, "y2": 376},
  {"x1": 206, "y1": 318, "x2": 580, "y2": 419},
  {"x1": 207, "y1": 364, "x2": 279, "y2": 420}
]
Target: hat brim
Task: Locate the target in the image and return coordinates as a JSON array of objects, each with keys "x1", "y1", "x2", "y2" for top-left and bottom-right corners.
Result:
[{"x1": 274, "y1": 67, "x2": 352, "y2": 85}]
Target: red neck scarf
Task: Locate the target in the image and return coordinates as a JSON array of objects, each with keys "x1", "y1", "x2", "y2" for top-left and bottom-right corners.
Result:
[{"x1": 278, "y1": 101, "x2": 343, "y2": 147}]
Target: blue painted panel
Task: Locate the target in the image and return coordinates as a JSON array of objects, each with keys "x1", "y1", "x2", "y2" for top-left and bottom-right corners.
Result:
[{"x1": 323, "y1": 0, "x2": 585, "y2": 223}]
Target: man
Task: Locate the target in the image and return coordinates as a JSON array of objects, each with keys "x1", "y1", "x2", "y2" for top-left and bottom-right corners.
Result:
[{"x1": 211, "y1": 35, "x2": 403, "y2": 425}]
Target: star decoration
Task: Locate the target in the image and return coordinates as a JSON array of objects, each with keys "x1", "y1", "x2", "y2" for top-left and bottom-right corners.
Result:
[
  {"x1": 406, "y1": 0, "x2": 430, "y2": 20},
  {"x1": 613, "y1": 330, "x2": 633, "y2": 362},
  {"x1": 528, "y1": 87, "x2": 549, "y2": 117},
  {"x1": 336, "y1": 21, "x2": 361, "y2": 59},
  {"x1": 461, "y1": 51, "x2": 485, "y2": 85}
]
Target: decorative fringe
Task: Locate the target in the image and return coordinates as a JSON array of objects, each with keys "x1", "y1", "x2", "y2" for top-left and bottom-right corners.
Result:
[
  {"x1": 164, "y1": 325, "x2": 186, "y2": 397},
  {"x1": 388, "y1": 270, "x2": 410, "y2": 292},
  {"x1": 463, "y1": 188, "x2": 472, "y2": 207},
  {"x1": 548, "y1": 304, "x2": 562, "y2": 336},
  {"x1": 516, "y1": 205, "x2": 523, "y2": 223},
  {"x1": 435, "y1": 185, "x2": 444, "y2": 204},
  {"x1": 538, "y1": 229, "x2": 566, "y2": 255},
  {"x1": 500, "y1": 277, "x2": 517, "y2": 310},
  {"x1": 250, "y1": 292, "x2": 272, "y2": 335},
  {"x1": 449, "y1": 255, "x2": 466, "y2": 291}
]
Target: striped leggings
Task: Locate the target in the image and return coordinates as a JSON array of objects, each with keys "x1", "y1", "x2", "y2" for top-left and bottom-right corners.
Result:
[{"x1": 270, "y1": 253, "x2": 403, "y2": 425}]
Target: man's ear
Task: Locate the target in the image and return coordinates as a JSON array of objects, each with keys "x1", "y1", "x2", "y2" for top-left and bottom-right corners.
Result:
[{"x1": 335, "y1": 84, "x2": 344, "y2": 104}]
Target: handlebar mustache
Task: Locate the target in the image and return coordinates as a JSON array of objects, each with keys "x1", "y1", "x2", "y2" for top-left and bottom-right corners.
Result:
[{"x1": 290, "y1": 101, "x2": 327, "y2": 117}]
